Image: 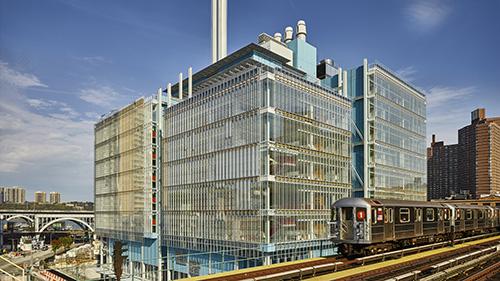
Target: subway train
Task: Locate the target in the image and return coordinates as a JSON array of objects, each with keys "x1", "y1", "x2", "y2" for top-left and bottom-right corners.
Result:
[{"x1": 329, "y1": 198, "x2": 500, "y2": 256}]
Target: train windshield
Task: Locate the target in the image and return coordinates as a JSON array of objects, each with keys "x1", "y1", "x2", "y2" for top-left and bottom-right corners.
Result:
[{"x1": 342, "y1": 207, "x2": 353, "y2": 221}]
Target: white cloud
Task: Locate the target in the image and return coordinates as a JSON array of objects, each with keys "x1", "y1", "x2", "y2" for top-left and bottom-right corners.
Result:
[
  {"x1": 80, "y1": 86, "x2": 121, "y2": 107},
  {"x1": 426, "y1": 86, "x2": 475, "y2": 108},
  {"x1": 84, "y1": 111, "x2": 101, "y2": 120},
  {"x1": 0, "y1": 61, "x2": 47, "y2": 88},
  {"x1": 0, "y1": 62, "x2": 93, "y2": 200},
  {"x1": 406, "y1": 1, "x2": 450, "y2": 31},
  {"x1": 396, "y1": 66, "x2": 417, "y2": 82},
  {"x1": 76, "y1": 56, "x2": 111, "y2": 65}
]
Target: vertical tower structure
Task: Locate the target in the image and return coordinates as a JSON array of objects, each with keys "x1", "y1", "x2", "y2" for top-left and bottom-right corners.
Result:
[
  {"x1": 427, "y1": 135, "x2": 459, "y2": 200},
  {"x1": 458, "y1": 108, "x2": 500, "y2": 197},
  {"x1": 211, "y1": 0, "x2": 227, "y2": 63},
  {"x1": 94, "y1": 94, "x2": 176, "y2": 280},
  {"x1": 348, "y1": 60, "x2": 427, "y2": 201}
]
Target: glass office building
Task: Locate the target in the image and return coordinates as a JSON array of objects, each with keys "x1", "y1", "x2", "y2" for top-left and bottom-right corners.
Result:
[
  {"x1": 349, "y1": 60, "x2": 427, "y2": 201},
  {"x1": 95, "y1": 96, "x2": 168, "y2": 280},
  {"x1": 162, "y1": 41, "x2": 351, "y2": 277}
]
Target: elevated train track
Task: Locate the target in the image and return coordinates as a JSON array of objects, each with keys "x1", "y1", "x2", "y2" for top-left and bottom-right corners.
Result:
[{"x1": 180, "y1": 233, "x2": 500, "y2": 281}]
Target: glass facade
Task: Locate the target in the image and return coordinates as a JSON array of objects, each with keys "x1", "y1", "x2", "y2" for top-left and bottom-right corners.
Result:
[
  {"x1": 353, "y1": 64, "x2": 427, "y2": 200},
  {"x1": 349, "y1": 61, "x2": 426, "y2": 201},
  {"x1": 364, "y1": 65, "x2": 427, "y2": 201},
  {"x1": 94, "y1": 97, "x2": 163, "y2": 278},
  {"x1": 162, "y1": 53, "x2": 351, "y2": 272}
]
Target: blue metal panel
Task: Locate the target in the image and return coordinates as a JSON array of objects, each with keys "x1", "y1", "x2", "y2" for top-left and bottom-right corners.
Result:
[
  {"x1": 286, "y1": 39, "x2": 317, "y2": 80},
  {"x1": 107, "y1": 238, "x2": 159, "y2": 266},
  {"x1": 347, "y1": 65, "x2": 365, "y2": 197}
]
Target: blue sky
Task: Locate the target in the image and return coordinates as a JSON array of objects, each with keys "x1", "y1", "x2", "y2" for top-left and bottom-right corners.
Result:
[{"x1": 1, "y1": 0, "x2": 499, "y2": 201}]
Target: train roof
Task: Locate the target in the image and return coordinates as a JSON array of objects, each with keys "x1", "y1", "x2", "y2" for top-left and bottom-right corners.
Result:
[{"x1": 331, "y1": 197, "x2": 492, "y2": 209}]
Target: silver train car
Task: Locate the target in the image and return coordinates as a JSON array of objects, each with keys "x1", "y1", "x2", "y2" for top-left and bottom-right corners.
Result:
[{"x1": 330, "y1": 198, "x2": 500, "y2": 256}]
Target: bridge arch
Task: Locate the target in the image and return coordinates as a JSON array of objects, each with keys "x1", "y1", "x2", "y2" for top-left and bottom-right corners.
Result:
[
  {"x1": 6, "y1": 215, "x2": 34, "y2": 223},
  {"x1": 38, "y1": 217, "x2": 94, "y2": 233}
]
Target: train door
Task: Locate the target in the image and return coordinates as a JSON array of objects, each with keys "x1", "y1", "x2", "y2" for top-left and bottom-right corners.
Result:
[
  {"x1": 456, "y1": 208, "x2": 464, "y2": 232},
  {"x1": 438, "y1": 208, "x2": 445, "y2": 233},
  {"x1": 340, "y1": 207, "x2": 354, "y2": 240},
  {"x1": 473, "y1": 209, "x2": 478, "y2": 229},
  {"x1": 415, "y1": 208, "x2": 423, "y2": 236},
  {"x1": 384, "y1": 207, "x2": 394, "y2": 241}
]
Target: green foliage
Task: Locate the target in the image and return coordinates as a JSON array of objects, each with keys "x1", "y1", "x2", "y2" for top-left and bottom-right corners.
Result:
[{"x1": 51, "y1": 236, "x2": 73, "y2": 251}]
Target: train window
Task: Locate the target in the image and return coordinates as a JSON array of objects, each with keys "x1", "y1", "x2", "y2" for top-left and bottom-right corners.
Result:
[
  {"x1": 356, "y1": 208, "x2": 366, "y2": 221},
  {"x1": 479, "y1": 210, "x2": 484, "y2": 219},
  {"x1": 425, "y1": 209, "x2": 435, "y2": 222},
  {"x1": 399, "y1": 208, "x2": 410, "y2": 223},
  {"x1": 384, "y1": 208, "x2": 393, "y2": 223},
  {"x1": 444, "y1": 209, "x2": 450, "y2": 221},
  {"x1": 456, "y1": 209, "x2": 461, "y2": 219},
  {"x1": 377, "y1": 208, "x2": 384, "y2": 222},
  {"x1": 372, "y1": 209, "x2": 377, "y2": 224},
  {"x1": 466, "y1": 210, "x2": 473, "y2": 220}
]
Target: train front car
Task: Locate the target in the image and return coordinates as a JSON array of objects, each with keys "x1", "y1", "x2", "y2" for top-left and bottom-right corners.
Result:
[{"x1": 330, "y1": 198, "x2": 373, "y2": 256}]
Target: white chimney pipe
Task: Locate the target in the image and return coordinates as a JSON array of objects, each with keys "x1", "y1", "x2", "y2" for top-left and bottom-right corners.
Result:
[
  {"x1": 188, "y1": 67, "x2": 192, "y2": 98},
  {"x1": 296, "y1": 20, "x2": 307, "y2": 40},
  {"x1": 343, "y1": 70, "x2": 348, "y2": 97},
  {"x1": 167, "y1": 83, "x2": 172, "y2": 105},
  {"x1": 157, "y1": 87, "x2": 162, "y2": 127},
  {"x1": 179, "y1": 73, "x2": 183, "y2": 100},
  {"x1": 338, "y1": 67, "x2": 343, "y2": 88},
  {"x1": 284, "y1": 26, "x2": 293, "y2": 43},
  {"x1": 273, "y1": 32, "x2": 282, "y2": 42},
  {"x1": 211, "y1": 0, "x2": 227, "y2": 63}
]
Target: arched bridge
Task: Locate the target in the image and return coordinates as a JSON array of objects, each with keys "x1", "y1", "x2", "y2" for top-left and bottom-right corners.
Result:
[{"x1": 0, "y1": 210, "x2": 94, "y2": 233}]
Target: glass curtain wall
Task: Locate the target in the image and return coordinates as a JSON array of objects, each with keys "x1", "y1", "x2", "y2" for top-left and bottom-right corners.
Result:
[
  {"x1": 368, "y1": 68, "x2": 427, "y2": 201},
  {"x1": 162, "y1": 56, "x2": 351, "y2": 272}
]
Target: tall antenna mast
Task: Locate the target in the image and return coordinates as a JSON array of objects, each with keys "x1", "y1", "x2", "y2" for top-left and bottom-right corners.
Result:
[{"x1": 211, "y1": 0, "x2": 227, "y2": 63}]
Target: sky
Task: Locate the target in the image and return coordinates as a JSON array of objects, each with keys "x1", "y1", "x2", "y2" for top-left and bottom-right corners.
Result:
[{"x1": 0, "y1": 0, "x2": 499, "y2": 201}]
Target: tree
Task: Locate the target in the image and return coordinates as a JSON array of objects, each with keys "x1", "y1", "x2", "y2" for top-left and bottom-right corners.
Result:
[
  {"x1": 51, "y1": 236, "x2": 73, "y2": 251},
  {"x1": 113, "y1": 240, "x2": 125, "y2": 281}
]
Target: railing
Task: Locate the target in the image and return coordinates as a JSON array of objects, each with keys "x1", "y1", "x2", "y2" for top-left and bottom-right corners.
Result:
[{"x1": 0, "y1": 255, "x2": 25, "y2": 281}]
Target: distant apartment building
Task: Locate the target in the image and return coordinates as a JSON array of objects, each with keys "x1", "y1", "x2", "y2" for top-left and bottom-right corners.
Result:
[
  {"x1": 458, "y1": 108, "x2": 500, "y2": 197},
  {"x1": 0, "y1": 186, "x2": 26, "y2": 204},
  {"x1": 34, "y1": 191, "x2": 46, "y2": 204},
  {"x1": 427, "y1": 135, "x2": 459, "y2": 200},
  {"x1": 49, "y1": 192, "x2": 61, "y2": 204},
  {"x1": 348, "y1": 61, "x2": 427, "y2": 201}
]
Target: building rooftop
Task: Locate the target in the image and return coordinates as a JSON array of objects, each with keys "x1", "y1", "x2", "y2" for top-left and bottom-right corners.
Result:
[{"x1": 166, "y1": 43, "x2": 300, "y2": 97}]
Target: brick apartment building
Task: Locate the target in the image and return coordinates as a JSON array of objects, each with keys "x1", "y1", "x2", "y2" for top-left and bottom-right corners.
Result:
[{"x1": 428, "y1": 108, "x2": 500, "y2": 199}]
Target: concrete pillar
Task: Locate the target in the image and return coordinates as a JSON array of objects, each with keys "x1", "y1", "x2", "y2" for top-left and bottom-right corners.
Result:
[
  {"x1": 141, "y1": 246, "x2": 145, "y2": 281},
  {"x1": 34, "y1": 216, "x2": 39, "y2": 232}
]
